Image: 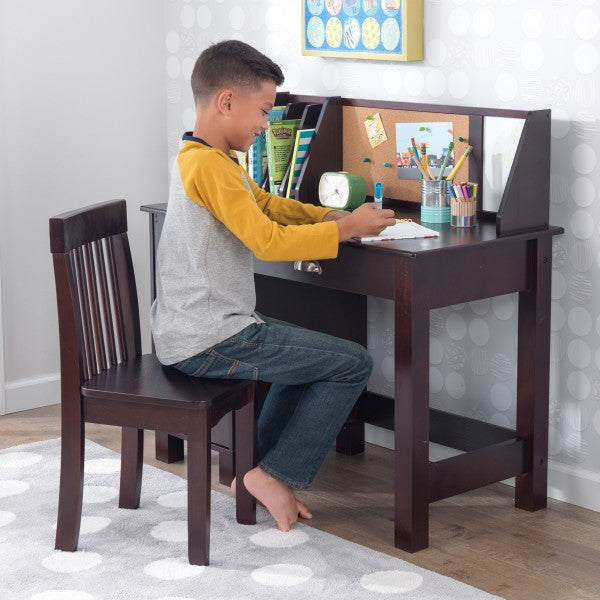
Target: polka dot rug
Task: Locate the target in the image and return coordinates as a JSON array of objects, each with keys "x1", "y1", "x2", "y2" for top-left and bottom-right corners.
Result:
[{"x1": 0, "y1": 439, "x2": 503, "y2": 600}]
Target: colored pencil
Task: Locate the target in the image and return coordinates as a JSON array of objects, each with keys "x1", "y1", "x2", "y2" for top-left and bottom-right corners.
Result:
[{"x1": 407, "y1": 147, "x2": 429, "y2": 179}]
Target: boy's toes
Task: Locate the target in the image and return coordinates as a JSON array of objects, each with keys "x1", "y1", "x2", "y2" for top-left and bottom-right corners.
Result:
[
  {"x1": 296, "y1": 499, "x2": 312, "y2": 520},
  {"x1": 230, "y1": 477, "x2": 236, "y2": 496},
  {"x1": 276, "y1": 519, "x2": 292, "y2": 532},
  {"x1": 276, "y1": 513, "x2": 297, "y2": 532}
]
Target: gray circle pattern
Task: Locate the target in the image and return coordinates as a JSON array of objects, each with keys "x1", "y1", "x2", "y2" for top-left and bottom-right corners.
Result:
[{"x1": 164, "y1": 0, "x2": 600, "y2": 476}]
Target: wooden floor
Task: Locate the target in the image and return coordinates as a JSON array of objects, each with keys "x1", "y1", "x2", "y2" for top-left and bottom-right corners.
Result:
[{"x1": 2, "y1": 405, "x2": 600, "y2": 600}]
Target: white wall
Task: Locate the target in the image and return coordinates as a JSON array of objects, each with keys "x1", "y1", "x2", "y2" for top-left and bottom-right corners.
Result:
[
  {"x1": 0, "y1": 0, "x2": 167, "y2": 414},
  {"x1": 163, "y1": 0, "x2": 600, "y2": 512},
  {"x1": 0, "y1": 252, "x2": 5, "y2": 416}
]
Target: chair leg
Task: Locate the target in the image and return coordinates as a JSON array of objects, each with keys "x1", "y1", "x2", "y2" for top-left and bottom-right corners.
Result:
[
  {"x1": 235, "y1": 383, "x2": 256, "y2": 525},
  {"x1": 187, "y1": 411, "x2": 211, "y2": 566},
  {"x1": 119, "y1": 427, "x2": 144, "y2": 509},
  {"x1": 217, "y1": 449, "x2": 235, "y2": 486},
  {"x1": 55, "y1": 414, "x2": 85, "y2": 551}
]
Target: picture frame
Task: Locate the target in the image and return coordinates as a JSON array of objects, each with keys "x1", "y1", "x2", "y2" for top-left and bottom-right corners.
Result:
[{"x1": 301, "y1": 0, "x2": 423, "y2": 62}]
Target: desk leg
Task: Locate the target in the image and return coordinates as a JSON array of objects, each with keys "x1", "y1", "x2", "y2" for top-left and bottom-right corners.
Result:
[
  {"x1": 155, "y1": 432, "x2": 184, "y2": 463},
  {"x1": 516, "y1": 237, "x2": 551, "y2": 511},
  {"x1": 394, "y1": 258, "x2": 430, "y2": 552}
]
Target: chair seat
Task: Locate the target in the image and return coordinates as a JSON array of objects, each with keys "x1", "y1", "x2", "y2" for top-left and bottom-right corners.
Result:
[{"x1": 82, "y1": 354, "x2": 252, "y2": 413}]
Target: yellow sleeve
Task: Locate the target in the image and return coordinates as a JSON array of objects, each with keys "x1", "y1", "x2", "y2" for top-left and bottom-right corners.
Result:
[
  {"x1": 247, "y1": 176, "x2": 334, "y2": 225},
  {"x1": 179, "y1": 150, "x2": 339, "y2": 262}
]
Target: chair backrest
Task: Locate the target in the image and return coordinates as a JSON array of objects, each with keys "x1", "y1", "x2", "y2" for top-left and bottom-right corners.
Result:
[{"x1": 49, "y1": 200, "x2": 141, "y2": 388}]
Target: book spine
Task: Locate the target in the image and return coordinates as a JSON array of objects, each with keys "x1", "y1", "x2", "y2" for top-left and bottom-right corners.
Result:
[
  {"x1": 266, "y1": 126, "x2": 276, "y2": 193},
  {"x1": 284, "y1": 131, "x2": 302, "y2": 198},
  {"x1": 287, "y1": 129, "x2": 315, "y2": 198}
]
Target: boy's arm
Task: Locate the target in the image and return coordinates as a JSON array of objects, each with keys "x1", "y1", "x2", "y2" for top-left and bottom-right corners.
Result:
[
  {"x1": 249, "y1": 178, "x2": 335, "y2": 225},
  {"x1": 182, "y1": 155, "x2": 339, "y2": 262},
  {"x1": 322, "y1": 210, "x2": 349, "y2": 222}
]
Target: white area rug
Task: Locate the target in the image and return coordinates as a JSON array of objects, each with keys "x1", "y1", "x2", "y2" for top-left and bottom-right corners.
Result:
[{"x1": 0, "y1": 438, "x2": 502, "y2": 600}]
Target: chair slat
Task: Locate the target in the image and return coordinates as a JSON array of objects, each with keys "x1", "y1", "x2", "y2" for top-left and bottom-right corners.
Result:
[
  {"x1": 72, "y1": 247, "x2": 93, "y2": 380},
  {"x1": 96, "y1": 238, "x2": 117, "y2": 367},
  {"x1": 63, "y1": 251, "x2": 89, "y2": 384},
  {"x1": 113, "y1": 234, "x2": 142, "y2": 360},
  {"x1": 105, "y1": 235, "x2": 127, "y2": 363},
  {"x1": 83, "y1": 242, "x2": 106, "y2": 373}
]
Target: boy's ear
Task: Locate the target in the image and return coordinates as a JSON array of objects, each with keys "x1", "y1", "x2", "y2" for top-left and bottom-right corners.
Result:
[{"x1": 216, "y1": 90, "x2": 233, "y2": 114}]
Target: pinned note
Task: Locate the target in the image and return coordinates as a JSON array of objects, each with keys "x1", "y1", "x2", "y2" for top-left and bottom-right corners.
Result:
[{"x1": 364, "y1": 113, "x2": 388, "y2": 148}]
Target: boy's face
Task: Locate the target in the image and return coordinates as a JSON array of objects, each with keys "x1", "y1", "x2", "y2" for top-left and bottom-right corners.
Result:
[{"x1": 225, "y1": 80, "x2": 277, "y2": 152}]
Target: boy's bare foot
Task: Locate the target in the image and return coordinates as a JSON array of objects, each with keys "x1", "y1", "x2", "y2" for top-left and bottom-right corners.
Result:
[
  {"x1": 232, "y1": 475, "x2": 312, "y2": 520},
  {"x1": 243, "y1": 467, "x2": 312, "y2": 531}
]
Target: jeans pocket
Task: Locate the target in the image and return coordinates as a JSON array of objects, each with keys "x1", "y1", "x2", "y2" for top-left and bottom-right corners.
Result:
[
  {"x1": 175, "y1": 349, "x2": 258, "y2": 381},
  {"x1": 174, "y1": 351, "x2": 216, "y2": 378},
  {"x1": 208, "y1": 350, "x2": 259, "y2": 380}
]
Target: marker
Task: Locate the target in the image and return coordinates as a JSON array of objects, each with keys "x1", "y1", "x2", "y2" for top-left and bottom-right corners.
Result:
[
  {"x1": 374, "y1": 181, "x2": 383, "y2": 209},
  {"x1": 438, "y1": 141, "x2": 454, "y2": 180},
  {"x1": 445, "y1": 145, "x2": 473, "y2": 181},
  {"x1": 447, "y1": 181, "x2": 456, "y2": 198}
]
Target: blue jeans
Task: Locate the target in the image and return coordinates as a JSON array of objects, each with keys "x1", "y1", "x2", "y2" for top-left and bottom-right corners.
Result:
[{"x1": 173, "y1": 315, "x2": 373, "y2": 489}]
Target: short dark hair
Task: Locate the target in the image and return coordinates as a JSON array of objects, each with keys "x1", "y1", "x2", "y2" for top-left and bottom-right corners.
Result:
[{"x1": 191, "y1": 40, "x2": 284, "y2": 105}]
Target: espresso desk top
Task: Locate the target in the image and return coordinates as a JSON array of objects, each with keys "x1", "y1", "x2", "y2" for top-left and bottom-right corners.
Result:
[{"x1": 140, "y1": 202, "x2": 563, "y2": 258}]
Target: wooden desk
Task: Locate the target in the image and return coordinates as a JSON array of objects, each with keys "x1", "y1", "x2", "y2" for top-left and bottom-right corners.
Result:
[{"x1": 141, "y1": 202, "x2": 562, "y2": 552}]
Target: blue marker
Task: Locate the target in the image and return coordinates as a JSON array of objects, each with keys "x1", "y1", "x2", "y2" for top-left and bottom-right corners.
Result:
[{"x1": 374, "y1": 181, "x2": 383, "y2": 209}]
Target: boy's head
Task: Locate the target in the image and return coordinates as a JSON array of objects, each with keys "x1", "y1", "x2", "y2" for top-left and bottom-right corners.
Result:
[
  {"x1": 191, "y1": 40, "x2": 284, "y2": 152},
  {"x1": 191, "y1": 40, "x2": 284, "y2": 107}
]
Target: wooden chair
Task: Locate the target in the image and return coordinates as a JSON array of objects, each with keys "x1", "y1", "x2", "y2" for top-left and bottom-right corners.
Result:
[{"x1": 49, "y1": 199, "x2": 256, "y2": 566}]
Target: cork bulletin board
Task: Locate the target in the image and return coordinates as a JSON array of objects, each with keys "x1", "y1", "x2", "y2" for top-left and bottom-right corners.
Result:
[{"x1": 342, "y1": 105, "x2": 471, "y2": 203}]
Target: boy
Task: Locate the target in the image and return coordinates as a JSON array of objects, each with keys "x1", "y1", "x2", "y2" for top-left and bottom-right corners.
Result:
[{"x1": 150, "y1": 40, "x2": 396, "y2": 531}]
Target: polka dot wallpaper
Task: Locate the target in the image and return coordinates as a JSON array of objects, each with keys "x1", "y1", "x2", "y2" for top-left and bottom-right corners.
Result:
[{"x1": 164, "y1": 0, "x2": 600, "y2": 494}]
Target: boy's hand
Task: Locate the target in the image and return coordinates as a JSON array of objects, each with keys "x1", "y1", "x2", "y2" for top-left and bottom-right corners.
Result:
[{"x1": 335, "y1": 203, "x2": 396, "y2": 241}]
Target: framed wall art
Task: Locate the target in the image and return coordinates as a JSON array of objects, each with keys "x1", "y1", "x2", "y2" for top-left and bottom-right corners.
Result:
[{"x1": 301, "y1": 0, "x2": 423, "y2": 62}]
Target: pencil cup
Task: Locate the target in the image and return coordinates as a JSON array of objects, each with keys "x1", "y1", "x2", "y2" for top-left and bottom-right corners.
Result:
[
  {"x1": 420, "y1": 179, "x2": 448, "y2": 207},
  {"x1": 421, "y1": 179, "x2": 450, "y2": 223},
  {"x1": 450, "y1": 198, "x2": 477, "y2": 228}
]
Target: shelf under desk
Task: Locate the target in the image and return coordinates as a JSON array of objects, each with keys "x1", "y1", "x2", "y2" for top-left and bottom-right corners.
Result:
[{"x1": 142, "y1": 201, "x2": 562, "y2": 552}]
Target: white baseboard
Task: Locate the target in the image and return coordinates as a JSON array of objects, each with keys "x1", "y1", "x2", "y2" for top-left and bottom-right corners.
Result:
[
  {"x1": 3, "y1": 372, "x2": 60, "y2": 415},
  {"x1": 545, "y1": 461, "x2": 600, "y2": 513},
  {"x1": 365, "y1": 424, "x2": 600, "y2": 514}
]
